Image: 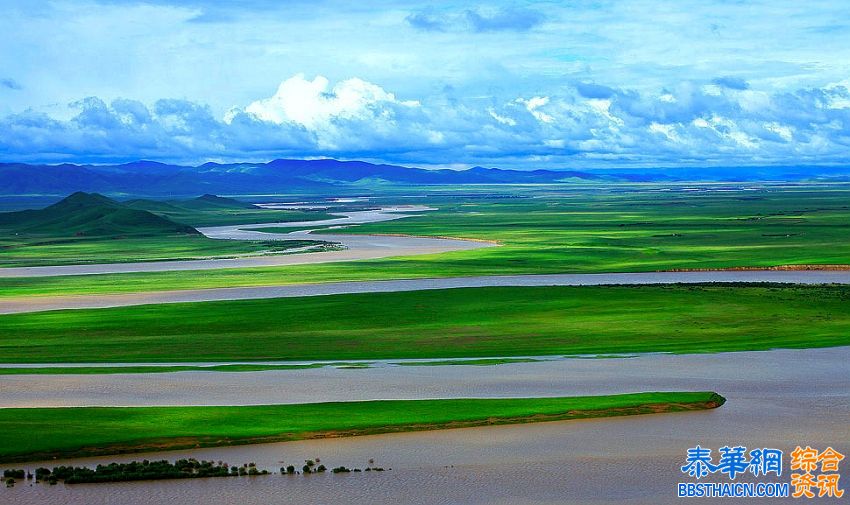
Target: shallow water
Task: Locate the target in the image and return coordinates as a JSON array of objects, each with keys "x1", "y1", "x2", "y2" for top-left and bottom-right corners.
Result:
[
  {"x1": 3, "y1": 347, "x2": 848, "y2": 503},
  {"x1": 0, "y1": 347, "x2": 846, "y2": 408}
]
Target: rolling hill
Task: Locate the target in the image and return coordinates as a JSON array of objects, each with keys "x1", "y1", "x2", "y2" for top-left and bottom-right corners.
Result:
[{"x1": 0, "y1": 192, "x2": 199, "y2": 237}]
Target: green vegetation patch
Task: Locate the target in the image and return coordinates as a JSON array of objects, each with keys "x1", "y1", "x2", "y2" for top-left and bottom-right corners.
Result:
[
  {"x1": 0, "y1": 392, "x2": 724, "y2": 463},
  {"x1": 1, "y1": 285, "x2": 849, "y2": 363}
]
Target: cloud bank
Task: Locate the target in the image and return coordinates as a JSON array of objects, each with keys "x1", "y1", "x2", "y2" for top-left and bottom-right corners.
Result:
[{"x1": 1, "y1": 74, "x2": 848, "y2": 167}]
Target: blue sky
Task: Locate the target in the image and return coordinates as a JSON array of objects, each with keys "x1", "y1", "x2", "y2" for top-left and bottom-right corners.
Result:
[{"x1": 1, "y1": 0, "x2": 849, "y2": 168}]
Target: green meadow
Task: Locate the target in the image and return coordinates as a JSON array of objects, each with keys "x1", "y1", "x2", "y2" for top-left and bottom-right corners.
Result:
[
  {"x1": 2, "y1": 186, "x2": 849, "y2": 298},
  {"x1": 0, "y1": 392, "x2": 723, "y2": 462},
  {"x1": 2, "y1": 285, "x2": 848, "y2": 363}
]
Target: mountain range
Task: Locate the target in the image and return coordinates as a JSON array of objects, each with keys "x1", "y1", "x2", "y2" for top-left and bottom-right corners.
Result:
[{"x1": 2, "y1": 159, "x2": 850, "y2": 197}]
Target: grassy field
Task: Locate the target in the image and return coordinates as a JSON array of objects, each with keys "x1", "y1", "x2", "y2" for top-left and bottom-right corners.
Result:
[
  {"x1": 2, "y1": 185, "x2": 849, "y2": 298},
  {"x1": 0, "y1": 392, "x2": 724, "y2": 462},
  {"x1": 1, "y1": 285, "x2": 848, "y2": 363}
]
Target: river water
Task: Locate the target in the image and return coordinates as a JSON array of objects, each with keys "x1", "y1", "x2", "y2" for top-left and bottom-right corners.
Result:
[{"x1": 2, "y1": 347, "x2": 848, "y2": 504}]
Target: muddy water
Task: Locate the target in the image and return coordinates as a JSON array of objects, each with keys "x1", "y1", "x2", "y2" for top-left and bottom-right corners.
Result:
[
  {"x1": 1, "y1": 347, "x2": 846, "y2": 408},
  {"x1": 2, "y1": 348, "x2": 849, "y2": 503}
]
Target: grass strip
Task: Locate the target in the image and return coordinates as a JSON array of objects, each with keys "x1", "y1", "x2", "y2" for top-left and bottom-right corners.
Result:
[
  {"x1": 1, "y1": 285, "x2": 849, "y2": 363},
  {"x1": 0, "y1": 392, "x2": 725, "y2": 463}
]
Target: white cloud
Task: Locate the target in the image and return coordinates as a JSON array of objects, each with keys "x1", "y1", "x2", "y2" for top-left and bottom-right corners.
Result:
[
  {"x1": 245, "y1": 74, "x2": 416, "y2": 129},
  {"x1": 242, "y1": 74, "x2": 419, "y2": 149},
  {"x1": 517, "y1": 96, "x2": 554, "y2": 123},
  {"x1": 488, "y1": 107, "x2": 517, "y2": 126},
  {"x1": 764, "y1": 122, "x2": 794, "y2": 142},
  {"x1": 649, "y1": 122, "x2": 680, "y2": 142}
]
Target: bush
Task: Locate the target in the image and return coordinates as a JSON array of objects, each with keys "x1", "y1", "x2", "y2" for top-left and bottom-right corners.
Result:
[
  {"x1": 3, "y1": 469, "x2": 24, "y2": 479},
  {"x1": 49, "y1": 459, "x2": 245, "y2": 484}
]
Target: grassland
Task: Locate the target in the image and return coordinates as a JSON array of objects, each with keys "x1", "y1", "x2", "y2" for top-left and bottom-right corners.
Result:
[
  {"x1": 2, "y1": 185, "x2": 849, "y2": 298},
  {"x1": 0, "y1": 392, "x2": 724, "y2": 462},
  {"x1": 1, "y1": 285, "x2": 848, "y2": 363}
]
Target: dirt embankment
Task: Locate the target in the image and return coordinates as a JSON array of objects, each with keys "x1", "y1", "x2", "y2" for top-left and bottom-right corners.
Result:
[{"x1": 665, "y1": 264, "x2": 850, "y2": 272}]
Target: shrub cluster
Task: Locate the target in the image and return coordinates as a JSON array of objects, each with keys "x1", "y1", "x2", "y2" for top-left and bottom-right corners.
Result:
[{"x1": 3, "y1": 456, "x2": 386, "y2": 487}]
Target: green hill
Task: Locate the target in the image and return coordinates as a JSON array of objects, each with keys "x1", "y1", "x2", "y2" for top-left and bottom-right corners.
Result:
[
  {"x1": 0, "y1": 192, "x2": 199, "y2": 237},
  {"x1": 182, "y1": 194, "x2": 257, "y2": 210},
  {"x1": 127, "y1": 194, "x2": 257, "y2": 213}
]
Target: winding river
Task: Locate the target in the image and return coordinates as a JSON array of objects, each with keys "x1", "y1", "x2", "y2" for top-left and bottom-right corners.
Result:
[
  {"x1": 1, "y1": 204, "x2": 848, "y2": 503},
  {"x1": 0, "y1": 206, "x2": 492, "y2": 278}
]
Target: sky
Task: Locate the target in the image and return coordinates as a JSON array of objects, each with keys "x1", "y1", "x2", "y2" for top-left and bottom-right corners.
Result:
[{"x1": 0, "y1": 0, "x2": 849, "y2": 169}]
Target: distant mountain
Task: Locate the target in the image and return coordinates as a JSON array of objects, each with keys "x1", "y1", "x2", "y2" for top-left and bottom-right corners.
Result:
[
  {"x1": 598, "y1": 165, "x2": 850, "y2": 182},
  {"x1": 0, "y1": 192, "x2": 199, "y2": 237},
  {"x1": 0, "y1": 159, "x2": 599, "y2": 196},
  {"x1": 0, "y1": 159, "x2": 849, "y2": 197}
]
